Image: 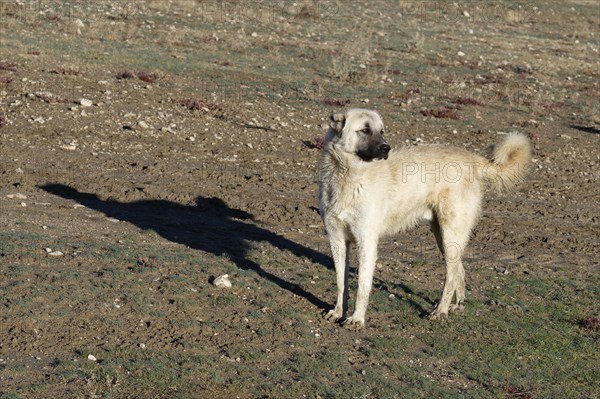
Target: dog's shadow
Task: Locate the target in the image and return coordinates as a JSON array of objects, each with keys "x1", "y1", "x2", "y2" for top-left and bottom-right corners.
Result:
[{"x1": 40, "y1": 183, "x2": 331, "y2": 309}]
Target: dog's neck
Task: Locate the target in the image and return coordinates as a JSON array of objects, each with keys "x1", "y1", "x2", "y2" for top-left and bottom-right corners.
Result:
[{"x1": 322, "y1": 142, "x2": 367, "y2": 180}]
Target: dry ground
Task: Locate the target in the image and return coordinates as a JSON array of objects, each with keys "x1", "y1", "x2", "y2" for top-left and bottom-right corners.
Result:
[{"x1": 1, "y1": 1, "x2": 599, "y2": 398}]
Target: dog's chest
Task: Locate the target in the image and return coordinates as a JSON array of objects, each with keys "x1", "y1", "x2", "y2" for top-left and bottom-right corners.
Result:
[{"x1": 323, "y1": 179, "x2": 368, "y2": 223}]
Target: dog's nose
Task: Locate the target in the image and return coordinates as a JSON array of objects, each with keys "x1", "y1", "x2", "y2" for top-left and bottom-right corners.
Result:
[{"x1": 380, "y1": 143, "x2": 391, "y2": 153}]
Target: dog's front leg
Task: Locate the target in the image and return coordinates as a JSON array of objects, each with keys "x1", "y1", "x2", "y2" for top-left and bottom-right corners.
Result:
[
  {"x1": 345, "y1": 237, "x2": 378, "y2": 329},
  {"x1": 325, "y1": 238, "x2": 350, "y2": 322}
]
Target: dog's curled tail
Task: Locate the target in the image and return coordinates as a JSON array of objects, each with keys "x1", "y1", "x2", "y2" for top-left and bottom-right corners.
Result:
[{"x1": 481, "y1": 133, "x2": 532, "y2": 193}]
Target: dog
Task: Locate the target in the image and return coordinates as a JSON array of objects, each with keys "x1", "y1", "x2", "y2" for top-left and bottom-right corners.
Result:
[{"x1": 319, "y1": 108, "x2": 531, "y2": 328}]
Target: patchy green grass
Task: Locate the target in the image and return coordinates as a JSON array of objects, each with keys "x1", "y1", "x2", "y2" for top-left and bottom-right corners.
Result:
[
  {"x1": 2, "y1": 228, "x2": 598, "y2": 398},
  {"x1": 1, "y1": 0, "x2": 599, "y2": 397}
]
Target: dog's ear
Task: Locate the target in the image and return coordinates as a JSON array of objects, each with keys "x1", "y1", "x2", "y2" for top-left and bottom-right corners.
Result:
[{"x1": 329, "y1": 111, "x2": 346, "y2": 134}]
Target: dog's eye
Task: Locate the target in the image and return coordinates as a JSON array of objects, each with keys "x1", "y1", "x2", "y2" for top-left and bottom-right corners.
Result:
[{"x1": 358, "y1": 128, "x2": 371, "y2": 135}]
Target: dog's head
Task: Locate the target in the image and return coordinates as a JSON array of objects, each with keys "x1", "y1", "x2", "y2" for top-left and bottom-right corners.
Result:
[{"x1": 327, "y1": 108, "x2": 390, "y2": 162}]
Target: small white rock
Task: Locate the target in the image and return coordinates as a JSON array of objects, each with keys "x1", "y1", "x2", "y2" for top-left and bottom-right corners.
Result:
[
  {"x1": 87, "y1": 354, "x2": 97, "y2": 362},
  {"x1": 45, "y1": 248, "x2": 52, "y2": 253},
  {"x1": 20, "y1": 202, "x2": 27, "y2": 207},
  {"x1": 49, "y1": 251, "x2": 63, "y2": 256},
  {"x1": 139, "y1": 343, "x2": 146, "y2": 349},
  {"x1": 7, "y1": 193, "x2": 27, "y2": 199},
  {"x1": 213, "y1": 274, "x2": 232, "y2": 288},
  {"x1": 457, "y1": 51, "x2": 465, "y2": 57},
  {"x1": 137, "y1": 121, "x2": 150, "y2": 130},
  {"x1": 79, "y1": 98, "x2": 93, "y2": 107}
]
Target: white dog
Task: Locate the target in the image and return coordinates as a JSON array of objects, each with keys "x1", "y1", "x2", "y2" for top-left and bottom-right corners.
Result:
[{"x1": 319, "y1": 108, "x2": 531, "y2": 328}]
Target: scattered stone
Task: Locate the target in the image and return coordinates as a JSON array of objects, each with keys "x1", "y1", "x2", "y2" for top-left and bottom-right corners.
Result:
[
  {"x1": 213, "y1": 274, "x2": 232, "y2": 288},
  {"x1": 60, "y1": 143, "x2": 78, "y2": 151},
  {"x1": 87, "y1": 354, "x2": 97, "y2": 362},
  {"x1": 49, "y1": 251, "x2": 63, "y2": 256},
  {"x1": 137, "y1": 121, "x2": 150, "y2": 130},
  {"x1": 560, "y1": 134, "x2": 572, "y2": 139},
  {"x1": 7, "y1": 193, "x2": 27, "y2": 199},
  {"x1": 20, "y1": 202, "x2": 27, "y2": 207},
  {"x1": 79, "y1": 98, "x2": 93, "y2": 107},
  {"x1": 139, "y1": 343, "x2": 146, "y2": 349},
  {"x1": 457, "y1": 51, "x2": 465, "y2": 57}
]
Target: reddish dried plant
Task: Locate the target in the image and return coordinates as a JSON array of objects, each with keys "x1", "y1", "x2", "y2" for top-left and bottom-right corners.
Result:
[
  {"x1": 177, "y1": 98, "x2": 224, "y2": 112},
  {"x1": 454, "y1": 97, "x2": 482, "y2": 106},
  {"x1": 0, "y1": 61, "x2": 17, "y2": 72},
  {"x1": 116, "y1": 70, "x2": 135, "y2": 80},
  {"x1": 324, "y1": 98, "x2": 351, "y2": 107},
  {"x1": 50, "y1": 66, "x2": 81, "y2": 76},
  {"x1": 137, "y1": 71, "x2": 160, "y2": 83},
  {"x1": 304, "y1": 137, "x2": 325, "y2": 150},
  {"x1": 502, "y1": 383, "x2": 535, "y2": 399},
  {"x1": 580, "y1": 316, "x2": 600, "y2": 331},
  {"x1": 420, "y1": 107, "x2": 460, "y2": 120}
]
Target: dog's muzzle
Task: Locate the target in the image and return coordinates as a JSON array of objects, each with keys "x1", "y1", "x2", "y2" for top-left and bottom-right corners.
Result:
[{"x1": 378, "y1": 143, "x2": 391, "y2": 160}]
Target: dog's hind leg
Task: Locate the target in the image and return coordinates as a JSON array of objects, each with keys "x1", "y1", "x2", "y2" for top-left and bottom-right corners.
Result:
[
  {"x1": 429, "y1": 231, "x2": 466, "y2": 320},
  {"x1": 325, "y1": 237, "x2": 350, "y2": 322},
  {"x1": 429, "y1": 194, "x2": 479, "y2": 319},
  {"x1": 430, "y1": 214, "x2": 445, "y2": 258}
]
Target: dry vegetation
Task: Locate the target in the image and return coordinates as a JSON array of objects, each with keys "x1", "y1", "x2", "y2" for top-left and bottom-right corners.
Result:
[{"x1": 0, "y1": 1, "x2": 598, "y2": 398}]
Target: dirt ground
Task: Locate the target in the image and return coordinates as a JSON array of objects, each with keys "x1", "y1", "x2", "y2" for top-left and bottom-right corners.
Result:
[{"x1": 1, "y1": 1, "x2": 599, "y2": 398}]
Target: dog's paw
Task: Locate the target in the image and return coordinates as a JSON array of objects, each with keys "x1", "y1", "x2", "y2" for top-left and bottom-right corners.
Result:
[
  {"x1": 449, "y1": 303, "x2": 465, "y2": 315},
  {"x1": 343, "y1": 315, "x2": 365, "y2": 330},
  {"x1": 428, "y1": 308, "x2": 448, "y2": 321},
  {"x1": 324, "y1": 309, "x2": 343, "y2": 322}
]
